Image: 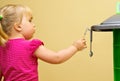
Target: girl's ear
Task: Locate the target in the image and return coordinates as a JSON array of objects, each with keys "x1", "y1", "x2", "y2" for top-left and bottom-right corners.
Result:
[{"x1": 14, "y1": 23, "x2": 22, "y2": 32}]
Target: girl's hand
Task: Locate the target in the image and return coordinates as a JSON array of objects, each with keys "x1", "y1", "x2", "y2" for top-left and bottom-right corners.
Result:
[{"x1": 73, "y1": 38, "x2": 87, "y2": 51}]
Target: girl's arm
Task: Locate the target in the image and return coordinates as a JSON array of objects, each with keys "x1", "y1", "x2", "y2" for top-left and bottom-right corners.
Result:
[{"x1": 34, "y1": 38, "x2": 86, "y2": 64}]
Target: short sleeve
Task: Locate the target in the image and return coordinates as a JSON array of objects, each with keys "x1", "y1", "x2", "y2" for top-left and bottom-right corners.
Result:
[{"x1": 29, "y1": 39, "x2": 44, "y2": 54}]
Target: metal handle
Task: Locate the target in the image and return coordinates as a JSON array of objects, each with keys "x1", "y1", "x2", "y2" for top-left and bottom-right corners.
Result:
[
  {"x1": 90, "y1": 29, "x2": 93, "y2": 57},
  {"x1": 83, "y1": 28, "x2": 93, "y2": 57}
]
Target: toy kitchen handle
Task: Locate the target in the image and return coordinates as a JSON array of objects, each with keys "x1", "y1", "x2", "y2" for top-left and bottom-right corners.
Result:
[{"x1": 89, "y1": 28, "x2": 93, "y2": 57}]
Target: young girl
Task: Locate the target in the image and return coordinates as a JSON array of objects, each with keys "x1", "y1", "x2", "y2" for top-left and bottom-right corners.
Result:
[{"x1": 0, "y1": 4, "x2": 87, "y2": 81}]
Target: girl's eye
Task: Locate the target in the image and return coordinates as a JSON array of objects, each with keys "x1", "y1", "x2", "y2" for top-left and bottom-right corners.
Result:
[{"x1": 29, "y1": 20, "x2": 32, "y2": 22}]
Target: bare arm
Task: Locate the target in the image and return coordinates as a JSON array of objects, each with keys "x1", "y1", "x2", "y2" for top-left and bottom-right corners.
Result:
[{"x1": 34, "y1": 38, "x2": 86, "y2": 64}]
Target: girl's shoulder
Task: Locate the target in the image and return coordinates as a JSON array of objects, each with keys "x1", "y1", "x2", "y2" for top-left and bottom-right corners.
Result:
[
  {"x1": 7, "y1": 38, "x2": 44, "y2": 54},
  {"x1": 27, "y1": 39, "x2": 44, "y2": 54},
  {"x1": 8, "y1": 38, "x2": 44, "y2": 45},
  {"x1": 29, "y1": 39, "x2": 44, "y2": 47},
  {"x1": 7, "y1": 38, "x2": 44, "y2": 49}
]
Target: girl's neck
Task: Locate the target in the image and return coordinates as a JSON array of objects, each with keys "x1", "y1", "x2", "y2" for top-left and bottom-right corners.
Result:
[{"x1": 8, "y1": 34, "x2": 25, "y2": 39}]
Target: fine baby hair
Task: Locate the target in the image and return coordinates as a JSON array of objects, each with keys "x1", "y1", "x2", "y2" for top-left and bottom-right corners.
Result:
[{"x1": 0, "y1": 4, "x2": 32, "y2": 45}]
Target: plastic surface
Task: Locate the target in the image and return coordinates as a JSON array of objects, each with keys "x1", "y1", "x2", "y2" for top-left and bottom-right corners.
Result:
[
  {"x1": 113, "y1": 29, "x2": 120, "y2": 81},
  {"x1": 116, "y1": 2, "x2": 120, "y2": 14},
  {"x1": 91, "y1": 14, "x2": 120, "y2": 31}
]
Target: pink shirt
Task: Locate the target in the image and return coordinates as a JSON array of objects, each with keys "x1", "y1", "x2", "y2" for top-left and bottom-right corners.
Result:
[{"x1": 0, "y1": 38, "x2": 44, "y2": 81}]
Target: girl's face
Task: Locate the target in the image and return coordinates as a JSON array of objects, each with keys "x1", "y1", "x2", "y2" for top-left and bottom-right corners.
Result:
[{"x1": 19, "y1": 15, "x2": 35, "y2": 39}]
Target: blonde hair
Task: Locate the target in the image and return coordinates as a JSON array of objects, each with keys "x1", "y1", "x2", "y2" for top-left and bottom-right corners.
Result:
[{"x1": 0, "y1": 4, "x2": 32, "y2": 46}]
